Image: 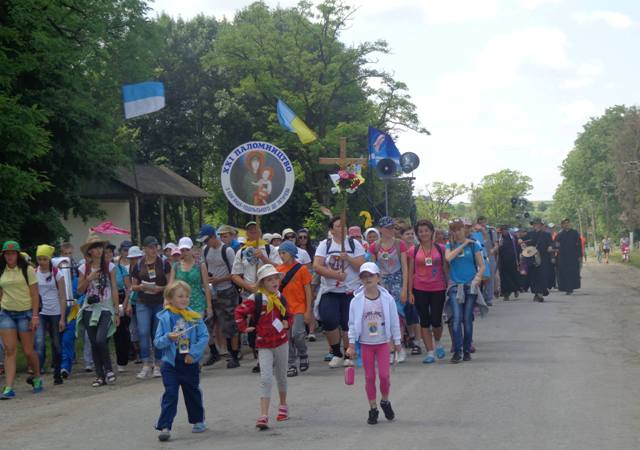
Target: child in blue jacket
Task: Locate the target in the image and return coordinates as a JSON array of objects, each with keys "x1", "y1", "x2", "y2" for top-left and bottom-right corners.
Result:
[{"x1": 154, "y1": 281, "x2": 209, "y2": 442}]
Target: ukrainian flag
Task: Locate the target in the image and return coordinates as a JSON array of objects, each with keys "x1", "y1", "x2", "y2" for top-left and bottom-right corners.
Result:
[{"x1": 277, "y1": 99, "x2": 317, "y2": 144}]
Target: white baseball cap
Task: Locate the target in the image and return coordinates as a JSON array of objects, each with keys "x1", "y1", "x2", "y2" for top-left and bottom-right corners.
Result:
[
  {"x1": 359, "y1": 262, "x2": 381, "y2": 275},
  {"x1": 178, "y1": 237, "x2": 193, "y2": 250},
  {"x1": 127, "y1": 246, "x2": 144, "y2": 258}
]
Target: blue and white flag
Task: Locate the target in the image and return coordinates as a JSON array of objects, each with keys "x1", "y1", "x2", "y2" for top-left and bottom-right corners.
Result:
[
  {"x1": 122, "y1": 81, "x2": 165, "y2": 119},
  {"x1": 367, "y1": 127, "x2": 401, "y2": 169}
]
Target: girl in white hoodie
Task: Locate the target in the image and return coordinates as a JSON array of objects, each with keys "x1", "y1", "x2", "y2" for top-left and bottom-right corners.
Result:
[{"x1": 346, "y1": 262, "x2": 402, "y2": 425}]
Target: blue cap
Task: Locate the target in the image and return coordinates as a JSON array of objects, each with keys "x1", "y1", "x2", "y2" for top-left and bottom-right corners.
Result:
[
  {"x1": 197, "y1": 224, "x2": 217, "y2": 242},
  {"x1": 278, "y1": 241, "x2": 298, "y2": 258},
  {"x1": 378, "y1": 216, "x2": 395, "y2": 228}
]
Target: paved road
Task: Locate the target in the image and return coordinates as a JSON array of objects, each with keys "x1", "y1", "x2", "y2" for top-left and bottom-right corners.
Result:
[{"x1": 1, "y1": 262, "x2": 640, "y2": 450}]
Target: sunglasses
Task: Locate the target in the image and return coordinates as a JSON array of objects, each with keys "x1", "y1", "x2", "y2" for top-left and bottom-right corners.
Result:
[{"x1": 297, "y1": 235, "x2": 308, "y2": 240}]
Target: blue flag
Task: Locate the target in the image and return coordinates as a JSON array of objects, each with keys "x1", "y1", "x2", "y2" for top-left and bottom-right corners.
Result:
[
  {"x1": 367, "y1": 127, "x2": 401, "y2": 169},
  {"x1": 122, "y1": 81, "x2": 165, "y2": 119}
]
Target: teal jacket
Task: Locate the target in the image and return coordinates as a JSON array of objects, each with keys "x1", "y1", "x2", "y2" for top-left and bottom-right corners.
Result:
[{"x1": 153, "y1": 308, "x2": 209, "y2": 367}]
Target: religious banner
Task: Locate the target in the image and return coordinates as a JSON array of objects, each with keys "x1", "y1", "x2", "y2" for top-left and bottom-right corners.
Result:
[{"x1": 221, "y1": 141, "x2": 295, "y2": 215}]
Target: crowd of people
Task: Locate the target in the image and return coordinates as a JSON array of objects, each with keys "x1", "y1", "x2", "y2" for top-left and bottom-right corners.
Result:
[{"x1": 0, "y1": 213, "x2": 584, "y2": 440}]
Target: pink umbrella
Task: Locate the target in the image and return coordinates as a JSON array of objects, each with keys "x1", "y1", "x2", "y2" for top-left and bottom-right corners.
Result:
[{"x1": 90, "y1": 221, "x2": 130, "y2": 235}]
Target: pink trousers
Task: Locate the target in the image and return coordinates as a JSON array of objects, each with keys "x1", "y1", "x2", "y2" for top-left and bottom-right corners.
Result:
[{"x1": 361, "y1": 342, "x2": 391, "y2": 402}]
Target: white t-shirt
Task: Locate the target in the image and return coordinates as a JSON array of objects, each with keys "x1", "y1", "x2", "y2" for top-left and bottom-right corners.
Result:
[
  {"x1": 315, "y1": 238, "x2": 365, "y2": 293},
  {"x1": 36, "y1": 268, "x2": 64, "y2": 316},
  {"x1": 78, "y1": 263, "x2": 116, "y2": 307},
  {"x1": 231, "y1": 245, "x2": 282, "y2": 296},
  {"x1": 296, "y1": 247, "x2": 311, "y2": 265},
  {"x1": 359, "y1": 295, "x2": 387, "y2": 345}
]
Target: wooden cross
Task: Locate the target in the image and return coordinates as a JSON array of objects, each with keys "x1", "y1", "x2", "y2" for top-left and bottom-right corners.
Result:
[{"x1": 318, "y1": 137, "x2": 368, "y2": 254}]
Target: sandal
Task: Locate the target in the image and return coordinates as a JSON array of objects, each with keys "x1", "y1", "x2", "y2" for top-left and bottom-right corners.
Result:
[
  {"x1": 287, "y1": 366, "x2": 298, "y2": 377},
  {"x1": 106, "y1": 372, "x2": 117, "y2": 384},
  {"x1": 92, "y1": 378, "x2": 106, "y2": 388},
  {"x1": 256, "y1": 415, "x2": 269, "y2": 430},
  {"x1": 277, "y1": 404, "x2": 289, "y2": 422},
  {"x1": 299, "y1": 357, "x2": 309, "y2": 372}
]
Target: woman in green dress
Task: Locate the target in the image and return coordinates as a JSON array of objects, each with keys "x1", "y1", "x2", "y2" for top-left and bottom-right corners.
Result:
[{"x1": 168, "y1": 237, "x2": 213, "y2": 318}]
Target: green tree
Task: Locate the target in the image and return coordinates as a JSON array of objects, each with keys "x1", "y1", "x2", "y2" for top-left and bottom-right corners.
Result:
[
  {"x1": 0, "y1": 0, "x2": 153, "y2": 246},
  {"x1": 470, "y1": 170, "x2": 533, "y2": 226},
  {"x1": 415, "y1": 182, "x2": 468, "y2": 227}
]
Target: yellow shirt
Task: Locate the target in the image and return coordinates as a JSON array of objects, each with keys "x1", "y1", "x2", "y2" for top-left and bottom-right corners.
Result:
[{"x1": 0, "y1": 265, "x2": 37, "y2": 312}]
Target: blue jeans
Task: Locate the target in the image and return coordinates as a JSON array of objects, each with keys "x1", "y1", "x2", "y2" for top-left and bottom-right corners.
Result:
[
  {"x1": 136, "y1": 303, "x2": 162, "y2": 363},
  {"x1": 156, "y1": 356, "x2": 204, "y2": 430},
  {"x1": 448, "y1": 285, "x2": 477, "y2": 354},
  {"x1": 61, "y1": 319, "x2": 76, "y2": 372},
  {"x1": 35, "y1": 314, "x2": 63, "y2": 377}
]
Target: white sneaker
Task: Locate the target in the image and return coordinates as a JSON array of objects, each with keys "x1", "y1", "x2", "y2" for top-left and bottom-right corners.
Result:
[
  {"x1": 343, "y1": 358, "x2": 354, "y2": 367},
  {"x1": 328, "y1": 356, "x2": 344, "y2": 368},
  {"x1": 152, "y1": 366, "x2": 162, "y2": 378},
  {"x1": 116, "y1": 365, "x2": 127, "y2": 373},
  {"x1": 136, "y1": 366, "x2": 152, "y2": 379},
  {"x1": 398, "y1": 348, "x2": 407, "y2": 363}
]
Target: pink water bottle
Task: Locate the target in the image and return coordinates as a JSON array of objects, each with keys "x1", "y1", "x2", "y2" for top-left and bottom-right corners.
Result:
[{"x1": 344, "y1": 366, "x2": 355, "y2": 385}]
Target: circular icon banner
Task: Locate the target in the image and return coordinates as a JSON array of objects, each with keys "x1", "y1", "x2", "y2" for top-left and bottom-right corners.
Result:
[{"x1": 221, "y1": 141, "x2": 295, "y2": 215}]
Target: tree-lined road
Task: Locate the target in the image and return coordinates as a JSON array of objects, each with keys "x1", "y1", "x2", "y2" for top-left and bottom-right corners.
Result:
[{"x1": 1, "y1": 262, "x2": 640, "y2": 450}]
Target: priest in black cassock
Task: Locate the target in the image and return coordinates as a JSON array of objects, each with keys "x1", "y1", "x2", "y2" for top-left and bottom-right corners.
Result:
[
  {"x1": 524, "y1": 218, "x2": 553, "y2": 302},
  {"x1": 555, "y1": 218, "x2": 582, "y2": 294},
  {"x1": 498, "y1": 225, "x2": 521, "y2": 301}
]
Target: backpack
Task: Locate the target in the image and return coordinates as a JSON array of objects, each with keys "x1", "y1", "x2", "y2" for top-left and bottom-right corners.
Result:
[
  {"x1": 324, "y1": 237, "x2": 356, "y2": 254},
  {"x1": 0, "y1": 262, "x2": 30, "y2": 286},
  {"x1": 279, "y1": 263, "x2": 303, "y2": 292},
  {"x1": 203, "y1": 244, "x2": 232, "y2": 274},
  {"x1": 249, "y1": 292, "x2": 288, "y2": 328}
]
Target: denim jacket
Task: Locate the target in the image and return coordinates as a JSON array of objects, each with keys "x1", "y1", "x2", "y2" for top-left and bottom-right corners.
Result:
[{"x1": 154, "y1": 308, "x2": 209, "y2": 367}]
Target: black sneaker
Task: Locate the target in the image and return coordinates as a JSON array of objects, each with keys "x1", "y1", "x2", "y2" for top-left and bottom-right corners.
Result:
[
  {"x1": 252, "y1": 364, "x2": 261, "y2": 373},
  {"x1": 226, "y1": 357, "x2": 240, "y2": 369},
  {"x1": 203, "y1": 353, "x2": 221, "y2": 367},
  {"x1": 450, "y1": 352, "x2": 462, "y2": 364},
  {"x1": 367, "y1": 408, "x2": 379, "y2": 425},
  {"x1": 463, "y1": 352, "x2": 471, "y2": 362},
  {"x1": 54, "y1": 376, "x2": 63, "y2": 385},
  {"x1": 380, "y1": 400, "x2": 395, "y2": 421}
]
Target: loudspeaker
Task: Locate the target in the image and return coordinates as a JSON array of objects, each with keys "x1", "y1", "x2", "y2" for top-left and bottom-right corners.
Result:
[
  {"x1": 400, "y1": 152, "x2": 420, "y2": 173},
  {"x1": 376, "y1": 158, "x2": 398, "y2": 178}
]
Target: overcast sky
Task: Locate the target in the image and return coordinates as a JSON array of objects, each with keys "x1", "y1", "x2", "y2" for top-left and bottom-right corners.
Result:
[{"x1": 151, "y1": 0, "x2": 640, "y2": 200}]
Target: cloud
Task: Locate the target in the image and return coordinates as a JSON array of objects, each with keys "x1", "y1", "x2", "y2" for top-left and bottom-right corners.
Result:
[
  {"x1": 561, "y1": 62, "x2": 604, "y2": 89},
  {"x1": 572, "y1": 10, "x2": 633, "y2": 29},
  {"x1": 519, "y1": 0, "x2": 561, "y2": 10},
  {"x1": 558, "y1": 99, "x2": 598, "y2": 125}
]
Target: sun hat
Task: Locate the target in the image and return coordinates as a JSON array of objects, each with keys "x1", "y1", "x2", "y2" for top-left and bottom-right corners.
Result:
[
  {"x1": 178, "y1": 237, "x2": 193, "y2": 250},
  {"x1": 281, "y1": 228, "x2": 296, "y2": 238},
  {"x1": 257, "y1": 264, "x2": 281, "y2": 282},
  {"x1": 217, "y1": 225, "x2": 236, "y2": 235},
  {"x1": 143, "y1": 236, "x2": 159, "y2": 248},
  {"x1": 270, "y1": 233, "x2": 283, "y2": 243},
  {"x1": 378, "y1": 216, "x2": 395, "y2": 228},
  {"x1": 36, "y1": 244, "x2": 55, "y2": 259},
  {"x1": 278, "y1": 241, "x2": 298, "y2": 258},
  {"x1": 348, "y1": 226, "x2": 363, "y2": 238},
  {"x1": 197, "y1": 224, "x2": 217, "y2": 243},
  {"x1": 359, "y1": 262, "x2": 381, "y2": 275},
  {"x1": 127, "y1": 246, "x2": 144, "y2": 258},
  {"x1": 1, "y1": 241, "x2": 21, "y2": 253},
  {"x1": 80, "y1": 234, "x2": 109, "y2": 256},
  {"x1": 164, "y1": 242, "x2": 177, "y2": 251},
  {"x1": 262, "y1": 233, "x2": 273, "y2": 243}
]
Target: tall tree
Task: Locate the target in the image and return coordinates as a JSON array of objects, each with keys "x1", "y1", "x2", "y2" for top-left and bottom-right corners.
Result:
[
  {"x1": 470, "y1": 170, "x2": 533, "y2": 226},
  {"x1": 416, "y1": 182, "x2": 469, "y2": 226}
]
